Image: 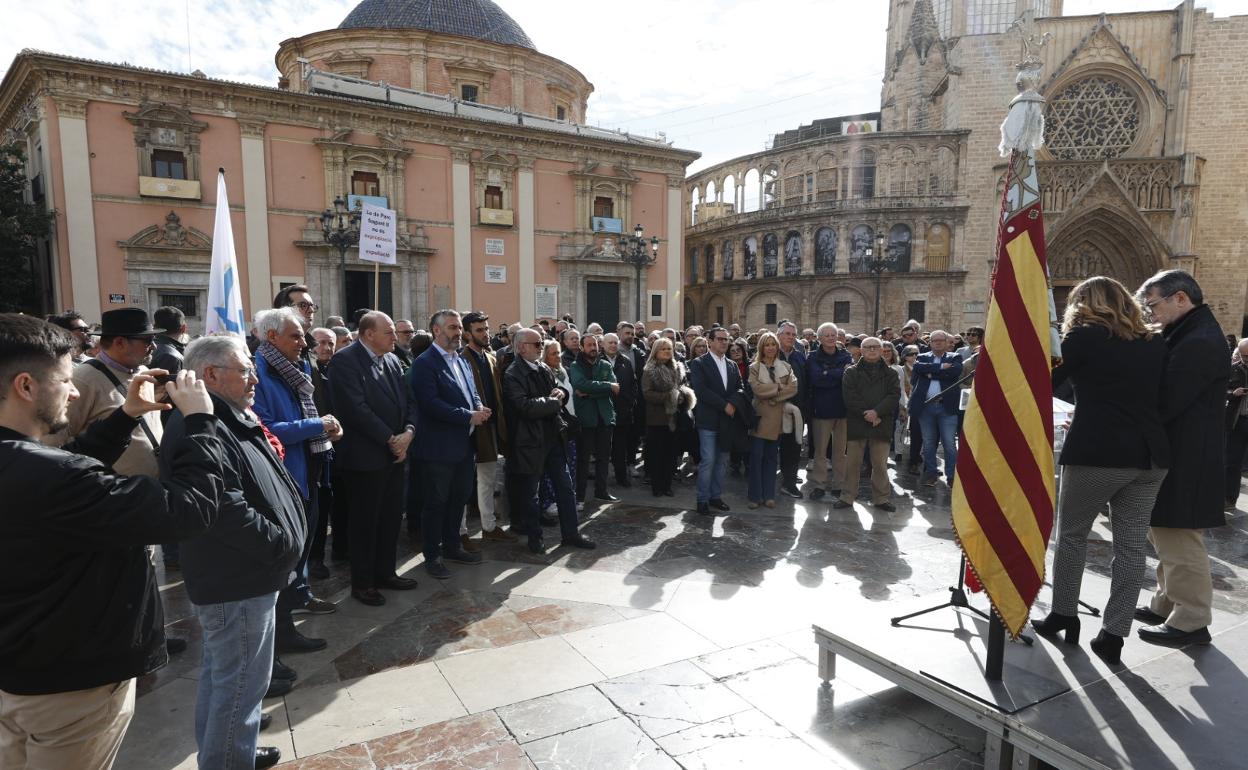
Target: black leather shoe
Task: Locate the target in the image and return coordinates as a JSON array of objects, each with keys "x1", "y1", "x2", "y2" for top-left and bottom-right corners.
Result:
[
  {"x1": 709, "y1": 499, "x2": 730, "y2": 511},
  {"x1": 259, "y1": 712, "x2": 273, "y2": 731},
  {"x1": 809, "y1": 488, "x2": 826, "y2": 500},
  {"x1": 1031, "y1": 612, "x2": 1080, "y2": 645},
  {"x1": 874, "y1": 501, "x2": 897, "y2": 512},
  {"x1": 1134, "y1": 606, "x2": 1167, "y2": 625},
  {"x1": 1137, "y1": 623, "x2": 1211, "y2": 647},
  {"x1": 351, "y1": 588, "x2": 386, "y2": 606},
  {"x1": 780, "y1": 485, "x2": 803, "y2": 499},
  {"x1": 271, "y1": 658, "x2": 297, "y2": 681},
  {"x1": 662, "y1": 490, "x2": 674, "y2": 497},
  {"x1": 264, "y1": 678, "x2": 292, "y2": 699},
  {"x1": 377, "y1": 575, "x2": 419, "y2": 590},
  {"x1": 165, "y1": 637, "x2": 188, "y2": 655},
  {"x1": 1090, "y1": 630, "x2": 1125, "y2": 665},
  {"x1": 276, "y1": 629, "x2": 328, "y2": 654},
  {"x1": 697, "y1": 502, "x2": 711, "y2": 515},
  {"x1": 831, "y1": 500, "x2": 852, "y2": 509},
  {"x1": 445, "y1": 549, "x2": 484, "y2": 565},
  {"x1": 561, "y1": 535, "x2": 597, "y2": 549},
  {"x1": 596, "y1": 492, "x2": 621, "y2": 502},
  {"x1": 255, "y1": 746, "x2": 281, "y2": 769},
  {"x1": 528, "y1": 537, "x2": 546, "y2": 554},
  {"x1": 425, "y1": 559, "x2": 452, "y2": 580}
]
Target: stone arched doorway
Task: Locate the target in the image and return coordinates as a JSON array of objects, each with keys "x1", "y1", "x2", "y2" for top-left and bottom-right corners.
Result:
[{"x1": 1046, "y1": 205, "x2": 1167, "y2": 314}]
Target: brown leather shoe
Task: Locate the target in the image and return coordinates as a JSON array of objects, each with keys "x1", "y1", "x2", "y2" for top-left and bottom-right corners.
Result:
[
  {"x1": 481, "y1": 527, "x2": 518, "y2": 542},
  {"x1": 459, "y1": 534, "x2": 481, "y2": 553}
]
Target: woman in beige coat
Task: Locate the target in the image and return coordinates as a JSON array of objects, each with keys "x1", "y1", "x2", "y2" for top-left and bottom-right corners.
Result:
[{"x1": 747, "y1": 332, "x2": 799, "y2": 508}]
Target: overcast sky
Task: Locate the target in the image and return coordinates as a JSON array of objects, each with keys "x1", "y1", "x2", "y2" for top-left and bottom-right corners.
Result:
[{"x1": 3, "y1": 0, "x2": 1245, "y2": 172}]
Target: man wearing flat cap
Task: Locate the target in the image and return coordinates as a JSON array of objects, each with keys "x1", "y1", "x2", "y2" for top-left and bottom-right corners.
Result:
[{"x1": 49, "y1": 308, "x2": 166, "y2": 478}]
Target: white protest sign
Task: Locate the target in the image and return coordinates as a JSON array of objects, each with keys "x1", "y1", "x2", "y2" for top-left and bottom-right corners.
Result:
[{"x1": 358, "y1": 202, "x2": 397, "y2": 265}]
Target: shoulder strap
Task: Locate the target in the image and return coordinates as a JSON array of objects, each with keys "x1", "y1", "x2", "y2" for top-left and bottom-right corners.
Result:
[{"x1": 83, "y1": 359, "x2": 160, "y2": 457}]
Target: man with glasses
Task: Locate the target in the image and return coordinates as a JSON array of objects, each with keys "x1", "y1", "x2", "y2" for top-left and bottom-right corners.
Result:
[
  {"x1": 689, "y1": 328, "x2": 744, "y2": 514},
  {"x1": 776, "y1": 321, "x2": 808, "y2": 499},
  {"x1": 908, "y1": 330, "x2": 962, "y2": 487},
  {"x1": 1134, "y1": 270, "x2": 1229, "y2": 647},
  {"x1": 46, "y1": 311, "x2": 92, "y2": 363},
  {"x1": 394, "y1": 319, "x2": 416, "y2": 370},
  {"x1": 898, "y1": 321, "x2": 930, "y2": 354}
]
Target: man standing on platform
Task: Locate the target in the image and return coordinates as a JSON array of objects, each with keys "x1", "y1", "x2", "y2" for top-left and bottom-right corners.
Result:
[
  {"x1": 409, "y1": 310, "x2": 489, "y2": 579},
  {"x1": 806, "y1": 322, "x2": 852, "y2": 501},
  {"x1": 690, "y1": 327, "x2": 743, "y2": 515},
  {"x1": 833, "y1": 337, "x2": 899, "y2": 512},
  {"x1": 1135, "y1": 270, "x2": 1229, "y2": 646},
  {"x1": 460, "y1": 310, "x2": 515, "y2": 546},
  {"x1": 330, "y1": 312, "x2": 419, "y2": 607},
  {"x1": 776, "y1": 321, "x2": 808, "y2": 499},
  {"x1": 602, "y1": 332, "x2": 637, "y2": 488}
]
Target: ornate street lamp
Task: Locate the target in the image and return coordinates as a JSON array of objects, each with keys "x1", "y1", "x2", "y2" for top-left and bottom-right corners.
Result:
[
  {"x1": 618, "y1": 223, "x2": 661, "y2": 321},
  {"x1": 868, "y1": 232, "x2": 899, "y2": 332},
  {"x1": 320, "y1": 196, "x2": 360, "y2": 319}
]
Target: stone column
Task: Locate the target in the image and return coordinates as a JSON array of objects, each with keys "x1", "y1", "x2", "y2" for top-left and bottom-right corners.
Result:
[
  {"x1": 451, "y1": 147, "x2": 473, "y2": 310},
  {"x1": 239, "y1": 118, "x2": 271, "y2": 316},
  {"x1": 665, "y1": 176, "x2": 684, "y2": 326},
  {"x1": 518, "y1": 157, "x2": 536, "y2": 322},
  {"x1": 800, "y1": 222, "x2": 815, "y2": 275},
  {"x1": 836, "y1": 225, "x2": 852, "y2": 274},
  {"x1": 54, "y1": 96, "x2": 101, "y2": 320}
]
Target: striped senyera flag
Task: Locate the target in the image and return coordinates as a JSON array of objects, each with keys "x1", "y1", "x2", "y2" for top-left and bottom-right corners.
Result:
[{"x1": 951, "y1": 146, "x2": 1055, "y2": 639}]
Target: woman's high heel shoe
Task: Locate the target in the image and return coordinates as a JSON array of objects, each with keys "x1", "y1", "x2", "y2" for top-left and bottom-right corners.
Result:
[
  {"x1": 1031, "y1": 612, "x2": 1081, "y2": 645},
  {"x1": 1089, "y1": 630, "x2": 1124, "y2": 665}
]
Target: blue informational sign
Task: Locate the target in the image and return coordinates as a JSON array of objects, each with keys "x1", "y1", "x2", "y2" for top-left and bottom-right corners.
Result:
[
  {"x1": 592, "y1": 216, "x2": 623, "y2": 234},
  {"x1": 348, "y1": 194, "x2": 388, "y2": 211}
]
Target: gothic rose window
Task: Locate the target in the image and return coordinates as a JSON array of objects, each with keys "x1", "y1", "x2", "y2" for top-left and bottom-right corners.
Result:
[{"x1": 1045, "y1": 76, "x2": 1141, "y2": 161}]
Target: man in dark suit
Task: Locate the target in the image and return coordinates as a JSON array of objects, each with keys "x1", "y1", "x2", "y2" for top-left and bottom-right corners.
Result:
[
  {"x1": 618, "y1": 322, "x2": 647, "y2": 475},
  {"x1": 328, "y1": 311, "x2": 419, "y2": 607},
  {"x1": 689, "y1": 327, "x2": 743, "y2": 515},
  {"x1": 603, "y1": 332, "x2": 637, "y2": 487},
  {"x1": 908, "y1": 330, "x2": 963, "y2": 487},
  {"x1": 409, "y1": 310, "x2": 491, "y2": 580}
]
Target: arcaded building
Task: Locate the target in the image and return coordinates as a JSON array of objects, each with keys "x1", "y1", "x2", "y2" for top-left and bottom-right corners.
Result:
[
  {"x1": 684, "y1": 0, "x2": 1248, "y2": 336},
  {"x1": 0, "y1": 0, "x2": 698, "y2": 329}
]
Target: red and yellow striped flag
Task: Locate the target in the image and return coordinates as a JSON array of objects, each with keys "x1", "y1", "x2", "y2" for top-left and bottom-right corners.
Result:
[{"x1": 952, "y1": 146, "x2": 1055, "y2": 639}]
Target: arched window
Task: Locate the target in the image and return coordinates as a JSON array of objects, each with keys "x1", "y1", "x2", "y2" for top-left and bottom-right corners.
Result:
[
  {"x1": 722, "y1": 240, "x2": 735, "y2": 280},
  {"x1": 706, "y1": 179, "x2": 718, "y2": 204},
  {"x1": 931, "y1": 146, "x2": 957, "y2": 195},
  {"x1": 690, "y1": 187, "x2": 701, "y2": 225},
  {"x1": 742, "y1": 169, "x2": 761, "y2": 213},
  {"x1": 722, "y1": 176, "x2": 737, "y2": 213},
  {"x1": 688, "y1": 246, "x2": 697, "y2": 284},
  {"x1": 927, "y1": 223, "x2": 952, "y2": 271},
  {"x1": 849, "y1": 225, "x2": 874, "y2": 273},
  {"x1": 743, "y1": 236, "x2": 758, "y2": 279},
  {"x1": 815, "y1": 227, "x2": 837, "y2": 274},
  {"x1": 891, "y1": 148, "x2": 916, "y2": 196},
  {"x1": 783, "y1": 160, "x2": 804, "y2": 207},
  {"x1": 762, "y1": 233, "x2": 779, "y2": 277},
  {"x1": 816, "y1": 155, "x2": 838, "y2": 202},
  {"x1": 704, "y1": 244, "x2": 716, "y2": 283},
  {"x1": 784, "y1": 232, "x2": 802, "y2": 276},
  {"x1": 852, "y1": 149, "x2": 876, "y2": 199},
  {"x1": 888, "y1": 224, "x2": 912, "y2": 272},
  {"x1": 762, "y1": 166, "x2": 779, "y2": 209}
]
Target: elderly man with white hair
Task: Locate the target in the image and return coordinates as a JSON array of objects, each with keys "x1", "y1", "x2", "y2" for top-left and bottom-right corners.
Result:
[
  {"x1": 252, "y1": 308, "x2": 343, "y2": 658},
  {"x1": 161, "y1": 335, "x2": 306, "y2": 770},
  {"x1": 833, "y1": 337, "x2": 900, "y2": 511},
  {"x1": 908, "y1": 329, "x2": 962, "y2": 486}
]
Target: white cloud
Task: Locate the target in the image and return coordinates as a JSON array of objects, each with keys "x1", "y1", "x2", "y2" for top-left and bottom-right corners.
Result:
[{"x1": 4, "y1": 0, "x2": 1247, "y2": 173}]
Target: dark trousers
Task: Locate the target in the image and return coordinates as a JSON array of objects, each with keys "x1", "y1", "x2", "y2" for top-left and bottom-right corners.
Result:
[
  {"x1": 646, "y1": 425, "x2": 677, "y2": 494},
  {"x1": 405, "y1": 458, "x2": 422, "y2": 538},
  {"x1": 309, "y1": 475, "x2": 332, "y2": 564},
  {"x1": 576, "y1": 425, "x2": 613, "y2": 500},
  {"x1": 779, "y1": 431, "x2": 801, "y2": 488},
  {"x1": 420, "y1": 455, "x2": 476, "y2": 562},
  {"x1": 344, "y1": 464, "x2": 404, "y2": 590},
  {"x1": 512, "y1": 444, "x2": 580, "y2": 543},
  {"x1": 1227, "y1": 419, "x2": 1248, "y2": 504},
  {"x1": 908, "y1": 414, "x2": 924, "y2": 468},
  {"x1": 330, "y1": 471, "x2": 351, "y2": 559},
  {"x1": 277, "y1": 456, "x2": 322, "y2": 632},
  {"x1": 612, "y1": 419, "x2": 633, "y2": 483}
]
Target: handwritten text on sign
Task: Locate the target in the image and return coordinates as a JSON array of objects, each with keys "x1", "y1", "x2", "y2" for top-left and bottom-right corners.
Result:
[{"x1": 358, "y1": 202, "x2": 397, "y2": 265}]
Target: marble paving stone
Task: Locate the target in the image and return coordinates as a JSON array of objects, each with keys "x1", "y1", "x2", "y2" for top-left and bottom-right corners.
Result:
[
  {"x1": 280, "y1": 742, "x2": 374, "y2": 770},
  {"x1": 504, "y1": 594, "x2": 632, "y2": 637},
  {"x1": 286, "y1": 659, "x2": 466, "y2": 757},
  {"x1": 724, "y1": 658, "x2": 957, "y2": 769},
  {"x1": 517, "y1": 565, "x2": 681, "y2": 611},
  {"x1": 691, "y1": 639, "x2": 800, "y2": 681},
  {"x1": 434, "y1": 635, "x2": 605, "y2": 713},
  {"x1": 562, "y1": 613, "x2": 719, "y2": 679},
  {"x1": 655, "y1": 708, "x2": 835, "y2": 769},
  {"x1": 496, "y1": 685, "x2": 622, "y2": 744},
  {"x1": 596, "y1": 661, "x2": 751, "y2": 738},
  {"x1": 522, "y1": 716, "x2": 680, "y2": 770},
  {"x1": 366, "y1": 711, "x2": 533, "y2": 769},
  {"x1": 661, "y1": 581, "x2": 816, "y2": 649}
]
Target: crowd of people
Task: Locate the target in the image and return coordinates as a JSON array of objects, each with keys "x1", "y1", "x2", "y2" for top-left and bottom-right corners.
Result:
[{"x1": 1, "y1": 268, "x2": 1245, "y2": 768}]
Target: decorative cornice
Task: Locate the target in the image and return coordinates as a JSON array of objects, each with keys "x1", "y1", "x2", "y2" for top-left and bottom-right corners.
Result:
[
  {"x1": 51, "y1": 93, "x2": 88, "y2": 120},
  {"x1": 237, "y1": 117, "x2": 267, "y2": 138},
  {"x1": 118, "y1": 211, "x2": 212, "y2": 251},
  {"x1": 450, "y1": 146, "x2": 473, "y2": 164}
]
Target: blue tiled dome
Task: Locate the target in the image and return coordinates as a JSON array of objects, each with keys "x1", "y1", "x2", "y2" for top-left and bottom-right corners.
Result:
[{"x1": 339, "y1": 0, "x2": 536, "y2": 50}]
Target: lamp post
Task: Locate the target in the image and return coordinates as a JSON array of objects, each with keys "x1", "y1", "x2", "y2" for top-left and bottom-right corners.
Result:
[
  {"x1": 868, "y1": 232, "x2": 898, "y2": 332},
  {"x1": 320, "y1": 196, "x2": 360, "y2": 320},
  {"x1": 617, "y1": 223, "x2": 661, "y2": 322}
]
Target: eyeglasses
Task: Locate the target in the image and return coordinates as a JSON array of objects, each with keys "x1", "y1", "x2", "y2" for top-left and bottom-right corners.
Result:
[
  {"x1": 69, "y1": 325, "x2": 90, "y2": 333},
  {"x1": 1143, "y1": 294, "x2": 1173, "y2": 311},
  {"x1": 901, "y1": 329, "x2": 917, "y2": 335},
  {"x1": 397, "y1": 329, "x2": 415, "y2": 335},
  {"x1": 214, "y1": 365, "x2": 255, "y2": 378},
  {"x1": 292, "y1": 301, "x2": 319, "y2": 312}
]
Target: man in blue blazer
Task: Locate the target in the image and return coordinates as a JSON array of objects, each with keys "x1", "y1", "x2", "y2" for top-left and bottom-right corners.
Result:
[
  {"x1": 689, "y1": 328, "x2": 744, "y2": 514},
  {"x1": 328, "y1": 312, "x2": 419, "y2": 607},
  {"x1": 907, "y1": 330, "x2": 963, "y2": 486},
  {"x1": 409, "y1": 310, "x2": 492, "y2": 580}
]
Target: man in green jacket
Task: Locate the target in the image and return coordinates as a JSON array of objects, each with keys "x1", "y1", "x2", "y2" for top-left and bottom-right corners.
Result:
[
  {"x1": 834, "y1": 337, "x2": 901, "y2": 511},
  {"x1": 569, "y1": 334, "x2": 619, "y2": 503}
]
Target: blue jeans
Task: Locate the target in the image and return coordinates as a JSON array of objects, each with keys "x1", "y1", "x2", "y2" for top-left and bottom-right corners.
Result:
[
  {"x1": 748, "y1": 436, "x2": 779, "y2": 503},
  {"x1": 919, "y1": 403, "x2": 959, "y2": 482},
  {"x1": 192, "y1": 592, "x2": 277, "y2": 770},
  {"x1": 696, "y1": 428, "x2": 729, "y2": 503}
]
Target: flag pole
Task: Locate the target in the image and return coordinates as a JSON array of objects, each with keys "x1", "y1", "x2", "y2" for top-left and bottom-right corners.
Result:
[{"x1": 374, "y1": 261, "x2": 380, "y2": 309}]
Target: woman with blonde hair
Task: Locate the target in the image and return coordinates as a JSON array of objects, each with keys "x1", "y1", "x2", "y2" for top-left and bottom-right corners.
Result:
[
  {"x1": 747, "y1": 332, "x2": 799, "y2": 508},
  {"x1": 539, "y1": 339, "x2": 578, "y2": 514},
  {"x1": 641, "y1": 337, "x2": 694, "y2": 497},
  {"x1": 1031, "y1": 276, "x2": 1169, "y2": 664}
]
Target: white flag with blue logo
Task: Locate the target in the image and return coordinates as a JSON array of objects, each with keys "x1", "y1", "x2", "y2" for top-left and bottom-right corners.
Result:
[{"x1": 205, "y1": 169, "x2": 246, "y2": 337}]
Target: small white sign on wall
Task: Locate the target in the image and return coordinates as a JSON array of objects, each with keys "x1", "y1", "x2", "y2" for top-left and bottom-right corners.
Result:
[
  {"x1": 535, "y1": 285, "x2": 558, "y2": 318},
  {"x1": 484, "y1": 265, "x2": 507, "y2": 283},
  {"x1": 485, "y1": 238, "x2": 505, "y2": 256}
]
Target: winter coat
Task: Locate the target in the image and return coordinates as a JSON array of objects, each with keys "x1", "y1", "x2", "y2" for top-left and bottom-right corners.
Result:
[
  {"x1": 1226, "y1": 358, "x2": 1248, "y2": 432},
  {"x1": 842, "y1": 358, "x2": 901, "y2": 442},
  {"x1": 502, "y1": 358, "x2": 565, "y2": 476},
  {"x1": 569, "y1": 355, "x2": 617, "y2": 428},
  {"x1": 748, "y1": 359, "x2": 799, "y2": 441},
  {"x1": 464, "y1": 346, "x2": 508, "y2": 462},
  {"x1": 806, "y1": 347, "x2": 853, "y2": 419},
  {"x1": 1150, "y1": 304, "x2": 1231, "y2": 529},
  {"x1": 642, "y1": 362, "x2": 693, "y2": 430}
]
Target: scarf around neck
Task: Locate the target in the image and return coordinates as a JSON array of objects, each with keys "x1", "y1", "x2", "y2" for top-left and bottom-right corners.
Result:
[{"x1": 258, "y1": 341, "x2": 331, "y2": 455}]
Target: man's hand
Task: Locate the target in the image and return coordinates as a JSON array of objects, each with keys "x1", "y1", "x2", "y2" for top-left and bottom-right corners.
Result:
[
  {"x1": 550, "y1": 388, "x2": 566, "y2": 401},
  {"x1": 725, "y1": 403, "x2": 736, "y2": 417},
  {"x1": 388, "y1": 428, "x2": 414, "y2": 457},
  {"x1": 864, "y1": 409, "x2": 879, "y2": 424},
  {"x1": 610, "y1": 382, "x2": 620, "y2": 395},
  {"x1": 322, "y1": 414, "x2": 343, "y2": 441},
  {"x1": 162, "y1": 370, "x2": 214, "y2": 417},
  {"x1": 122, "y1": 370, "x2": 170, "y2": 419},
  {"x1": 940, "y1": 362, "x2": 952, "y2": 370},
  {"x1": 1235, "y1": 387, "x2": 1248, "y2": 397},
  {"x1": 470, "y1": 408, "x2": 492, "y2": 426}
]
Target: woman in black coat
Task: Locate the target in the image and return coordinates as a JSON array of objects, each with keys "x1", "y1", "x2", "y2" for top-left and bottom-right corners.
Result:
[{"x1": 1032, "y1": 277, "x2": 1169, "y2": 664}]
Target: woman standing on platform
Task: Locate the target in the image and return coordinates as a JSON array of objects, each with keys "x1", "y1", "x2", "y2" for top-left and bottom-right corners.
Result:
[
  {"x1": 747, "y1": 332, "x2": 798, "y2": 509},
  {"x1": 641, "y1": 338, "x2": 691, "y2": 497},
  {"x1": 1032, "y1": 276, "x2": 1170, "y2": 664}
]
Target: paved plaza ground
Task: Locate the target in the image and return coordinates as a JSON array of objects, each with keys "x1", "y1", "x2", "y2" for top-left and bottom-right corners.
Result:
[{"x1": 119, "y1": 460, "x2": 1248, "y2": 769}]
